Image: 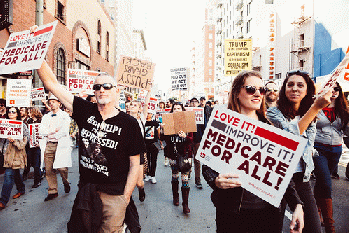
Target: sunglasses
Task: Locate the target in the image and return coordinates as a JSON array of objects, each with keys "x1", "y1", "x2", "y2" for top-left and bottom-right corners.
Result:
[
  {"x1": 333, "y1": 87, "x2": 340, "y2": 92},
  {"x1": 286, "y1": 70, "x2": 309, "y2": 78},
  {"x1": 243, "y1": 86, "x2": 267, "y2": 95},
  {"x1": 0, "y1": 104, "x2": 5, "y2": 107},
  {"x1": 266, "y1": 88, "x2": 278, "y2": 93},
  {"x1": 93, "y1": 83, "x2": 116, "y2": 91},
  {"x1": 8, "y1": 110, "x2": 17, "y2": 114}
]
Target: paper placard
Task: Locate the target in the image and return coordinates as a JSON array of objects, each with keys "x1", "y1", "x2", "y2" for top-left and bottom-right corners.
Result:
[
  {"x1": 0, "y1": 21, "x2": 58, "y2": 74},
  {"x1": 0, "y1": 119, "x2": 23, "y2": 139},
  {"x1": 29, "y1": 123, "x2": 41, "y2": 148},
  {"x1": 171, "y1": 67, "x2": 188, "y2": 91},
  {"x1": 31, "y1": 87, "x2": 46, "y2": 101},
  {"x1": 195, "y1": 106, "x2": 307, "y2": 207},
  {"x1": 6, "y1": 79, "x2": 32, "y2": 107},
  {"x1": 162, "y1": 111, "x2": 197, "y2": 135},
  {"x1": 116, "y1": 56, "x2": 155, "y2": 90},
  {"x1": 67, "y1": 69, "x2": 101, "y2": 94},
  {"x1": 186, "y1": 107, "x2": 204, "y2": 124}
]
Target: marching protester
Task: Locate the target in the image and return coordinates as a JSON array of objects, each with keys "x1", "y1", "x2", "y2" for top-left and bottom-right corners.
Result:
[
  {"x1": 20, "y1": 107, "x2": 30, "y2": 125},
  {"x1": 36, "y1": 59, "x2": 144, "y2": 232},
  {"x1": 163, "y1": 102, "x2": 194, "y2": 214},
  {"x1": 265, "y1": 81, "x2": 279, "y2": 109},
  {"x1": 23, "y1": 107, "x2": 43, "y2": 188},
  {"x1": 267, "y1": 70, "x2": 332, "y2": 233},
  {"x1": 39, "y1": 94, "x2": 72, "y2": 201},
  {"x1": 0, "y1": 107, "x2": 29, "y2": 210},
  {"x1": 21, "y1": 107, "x2": 31, "y2": 181},
  {"x1": 313, "y1": 82, "x2": 349, "y2": 233},
  {"x1": 157, "y1": 101, "x2": 169, "y2": 167},
  {"x1": 202, "y1": 71, "x2": 304, "y2": 233},
  {"x1": 129, "y1": 91, "x2": 151, "y2": 202}
]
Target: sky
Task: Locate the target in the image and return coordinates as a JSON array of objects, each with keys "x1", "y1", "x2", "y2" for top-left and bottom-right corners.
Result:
[{"x1": 132, "y1": 0, "x2": 207, "y2": 92}]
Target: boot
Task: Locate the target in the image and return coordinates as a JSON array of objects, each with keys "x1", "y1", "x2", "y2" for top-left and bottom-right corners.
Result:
[
  {"x1": 317, "y1": 205, "x2": 324, "y2": 226},
  {"x1": 181, "y1": 187, "x2": 190, "y2": 214},
  {"x1": 171, "y1": 181, "x2": 179, "y2": 206},
  {"x1": 317, "y1": 198, "x2": 335, "y2": 233}
]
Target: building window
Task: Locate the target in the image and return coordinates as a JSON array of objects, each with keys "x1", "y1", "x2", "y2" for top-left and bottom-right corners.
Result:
[
  {"x1": 97, "y1": 20, "x2": 101, "y2": 54},
  {"x1": 56, "y1": 1, "x2": 65, "y2": 23},
  {"x1": 56, "y1": 48, "x2": 66, "y2": 85},
  {"x1": 247, "y1": 2, "x2": 251, "y2": 16},
  {"x1": 76, "y1": 60, "x2": 90, "y2": 70},
  {"x1": 275, "y1": 73, "x2": 281, "y2": 79},
  {"x1": 209, "y1": 33, "x2": 213, "y2": 40},
  {"x1": 209, "y1": 69, "x2": 212, "y2": 75},
  {"x1": 209, "y1": 51, "x2": 212, "y2": 57},
  {"x1": 299, "y1": 60, "x2": 304, "y2": 68},
  {"x1": 106, "y1": 31, "x2": 109, "y2": 61},
  {"x1": 209, "y1": 60, "x2": 212, "y2": 66},
  {"x1": 300, "y1": 33, "x2": 305, "y2": 47},
  {"x1": 246, "y1": 20, "x2": 251, "y2": 33}
]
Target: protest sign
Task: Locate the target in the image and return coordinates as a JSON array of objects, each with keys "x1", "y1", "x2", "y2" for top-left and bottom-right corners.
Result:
[
  {"x1": 67, "y1": 69, "x2": 100, "y2": 94},
  {"x1": 6, "y1": 79, "x2": 32, "y2": 107},
  {"x1": 29, "y1": 123, "x2": 41, "y2": 148},
  {"x1": 195, "y1": 106, "x2": 307, "y2": 207},
  {"x1": 186, "y1": 107, "x2": 204, "y2": 124},
  {"x1": 0, "y1": 21, "x2": 58, "y2": 75},
  {"x1": 147, "y1": 97, "x2": 158, "y2": 114},
  {"x1": 0, "y1": 119, "x2": 23, "y2": 140},
  {"x1": 224, "y1": 39, "x2": 252, "y2": 76},
  {"x1": 162, "y1": 111, "x2": 197, "y2": 135},
  {"x1": 171, "y1": 67, "x2": 188, "y2": 91},
  {"x1": 155, "y1": 110, "x2": 167, "y2": 123},
  {"x1": 31, "y1": 87, "x2": 46, "y2": 101},
  {"x1": 116, "y1": 56, "x2": 155, "y2": 90}
]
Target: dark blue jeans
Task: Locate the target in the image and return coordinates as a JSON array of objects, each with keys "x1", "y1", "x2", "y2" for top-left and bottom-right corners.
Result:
[
  {"x1": 0, "y1": 168, "x2": 25, "y2": 205},
  {"x1": 24, "y1": 147, "x2": 42, "y2": 184},
  {"x1": 313, "y1": 143, "x2": 342, "y2": 199}
]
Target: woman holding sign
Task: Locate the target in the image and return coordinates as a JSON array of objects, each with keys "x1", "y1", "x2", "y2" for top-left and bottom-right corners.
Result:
[
  {"x1": 267, "y1": 70, "x2": 332, "y2": 233},
  {"x1": 313, "y1": 82, "x2": 349, "y2": 233},
  {"x1": 163, "y1": 102, "x2": 194, "y2": 214},
  {"x1": 0, "y1": 107, "x2": 29, "y2": 210},
  {"x1": 202, "y1": 71, "x2": 304, "y2": 233}
]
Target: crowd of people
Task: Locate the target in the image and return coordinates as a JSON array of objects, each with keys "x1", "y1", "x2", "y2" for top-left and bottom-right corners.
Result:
[{"x1": 0, "y1": 29, "x2": 349, "y2": 233}]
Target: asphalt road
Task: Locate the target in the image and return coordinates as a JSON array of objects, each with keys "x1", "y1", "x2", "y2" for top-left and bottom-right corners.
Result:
[{"x1": 0, "y1": 147, "x2": 348, "y2": 233}]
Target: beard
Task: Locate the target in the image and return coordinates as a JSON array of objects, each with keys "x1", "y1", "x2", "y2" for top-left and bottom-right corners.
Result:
[
  {"x1": 266, "y1": 94, "x2": 277, "y2": 103},
  {"x1": 97, "y1": 97, "x2": 111, "y2": 105}
]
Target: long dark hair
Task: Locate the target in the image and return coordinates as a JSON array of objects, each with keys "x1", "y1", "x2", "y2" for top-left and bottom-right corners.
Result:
[
  {"x1": 170, "y1": 102, "x2": 186, "y2": 113},
  {"x1": 333, "y1": 82, "x2": 349, "y2": 129},
  {"x1": 227, "y1": 70, "x2": 266, "y2": 118},
  {"x1": 277, "y1": 70, "x2": 315, "y2": 120},
  {"x1": 6, "y1": 107, "x2": 21, "y2": 120}
]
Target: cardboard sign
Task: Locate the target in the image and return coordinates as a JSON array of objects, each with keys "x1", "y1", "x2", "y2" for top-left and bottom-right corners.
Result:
[
  {"x1": 67, "y1": 69, "x2": 100, "y2": 94},
  {"x1": 0, "y1": 119, "x2": 23, "y2": 139},
  {"x1": 0, "y1": 21, "x2": 58, "y2": 74},
  {"x1": 162, "y1": 111, "x2": 197, "y2": 135},
  {"x1": 6, "y1": 79, "x2": 32, "y2": 107},
  {"x1": 224, "y1": 39, "x2": 252, "y2": 76},
  {"x1": 29, "y1": 123, "x2": 41, "y2": 148},
  {"x1": 31, "y1": 87, "x2": 46, "y2": 101},
  {"x1": 186, "y1": 107, "x2": 204, "y2": 124},
  {"x1": 196, "y1": 106, "x2": 307, "y2": 207},
  {"x1": 116, "y1": 56, "x2": 155, "y2": 90},
  {"x1": 171, "y1": 67, "x2": 188, "y2": 91}
]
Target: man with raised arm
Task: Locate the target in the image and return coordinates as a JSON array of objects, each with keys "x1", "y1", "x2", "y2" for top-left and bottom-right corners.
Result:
[{"x1": 37, "y1": 59, "x2": 145, "y2": 232}]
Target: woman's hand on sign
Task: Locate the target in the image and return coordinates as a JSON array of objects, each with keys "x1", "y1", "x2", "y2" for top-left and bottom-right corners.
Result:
[
  {"x1": 313, "y1": 89, "x2": 331, "y2": 110},
  {"x1": 30, "y1": 25, "x2": 39, "y2": 33},
  {"x1": 178, "y1": 130, "x2": 186, "y2": 138},
  {"x1": 215, "y1": 173, "x2": 241, "y2": 189},
  {"x1": 290, "y1": 204, "x2": 304, "y2": 233}
]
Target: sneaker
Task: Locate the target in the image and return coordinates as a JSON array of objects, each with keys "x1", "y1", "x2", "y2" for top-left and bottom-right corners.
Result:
[
  {"x1": 32, "y1": 182, "x2": 41, "y2": 188},
  {"x1": 164, "y1": 157, "x2": 169, "y2": 167},
  {"x1": 150, "y1": 177, "x2": 157, "y2": 184},
  {"x1": 195, "y1": 182, "x2": 203, "y2": 189},
  {"x1": 144, "y1": 175, "x2": 150, "y2": 182}
]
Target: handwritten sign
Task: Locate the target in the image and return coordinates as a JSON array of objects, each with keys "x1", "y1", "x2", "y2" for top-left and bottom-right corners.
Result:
[
  {"x1": 67, "y1": 69, "x2": 100, "y2": 94},
  {"x1": 29, "y1": 123, "x2": 41, "y2": 148},
  {"x1": 162, "y1": 111, "x2": 197, "y2": 135},
  {"x1": 31, "y1": 87, "x2": 46, "y2": 101},
  {"x1": 116, "y1": 56, "x2": 155, "y2": 90},
  {"x1": 171, "y1": 67, "x2": 188, "y2": 91},
  {"x1": 6, "y1": 79, "x2": 32, "y2": 107},
  {"x1": 186, "y1": 107, "x2": 204, "y2": 124},
  {"x1": 224, "y1": 39, "x2": 252, "y2": 76},
  {"x1": 196, "y1": 106, "x2": 307, "y2": 207},
  {"x1": 0, "y1": 119, "x2": 23, "y2": 139},
  {"x1": 0, "y1": 21, "x2": 58, "y2": 74}
]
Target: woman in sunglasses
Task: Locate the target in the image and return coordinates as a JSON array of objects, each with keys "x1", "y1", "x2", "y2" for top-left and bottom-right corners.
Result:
[
  {"x1": 202, "y1": 70, "x2": 304, "y2": 233},
  {"x1": 312, "y1": 82, "x2": 349, "y2": 233},
  {"x1": 0, "y1": 107, "x2": 30, "y2": 210},
  {"x1": 267, "y1": 70, "x2": 332, "y2": 233},
  {"x1": 162, "y1": 102, "x2": 194, "y2": 214}
]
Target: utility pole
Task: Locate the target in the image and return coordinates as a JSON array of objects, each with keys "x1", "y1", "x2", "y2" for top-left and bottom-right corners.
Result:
[{"x1": 34, "y1": 0, "x2": 44, "y2": 88}]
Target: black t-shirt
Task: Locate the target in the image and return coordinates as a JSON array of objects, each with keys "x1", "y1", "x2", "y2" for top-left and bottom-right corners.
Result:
[
  {"x1": 72, "y1": 97, "x2": 145, "y2": 194},
  {"x1": 144, "y1": 120, "x2": 159, "y2": 144}
]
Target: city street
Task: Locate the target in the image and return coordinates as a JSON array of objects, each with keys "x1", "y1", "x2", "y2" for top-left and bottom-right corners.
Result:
[{"x1": 0, "y1": 147, "x2": 349, "y2": 233}]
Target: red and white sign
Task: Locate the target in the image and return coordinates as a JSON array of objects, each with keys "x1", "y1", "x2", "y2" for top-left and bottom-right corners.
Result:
[
  {"x1": 186, "y1": 107, "x2": 204, "y2": 124},
  {"x1": 6, "y1": 79, "x2": 32, "y2": 107},
  {"x1": 29, "y1": 123, "x2": 41, "y2": 148},
  {"x1": 31, "y1": 87, "x2": 46, "y2": 101},
  {"x1": 0, "y1": 21, "x2": 58, "y2": 75},
  {"x1": 196, "y1": 106, "x2": 307, "y2": 207},
  {"x1": 67, "y1": 69, "x2": 101, "y2": 94},
  {"x1": 0, "y1": 119, "x2": 23, "y2": 139}
]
